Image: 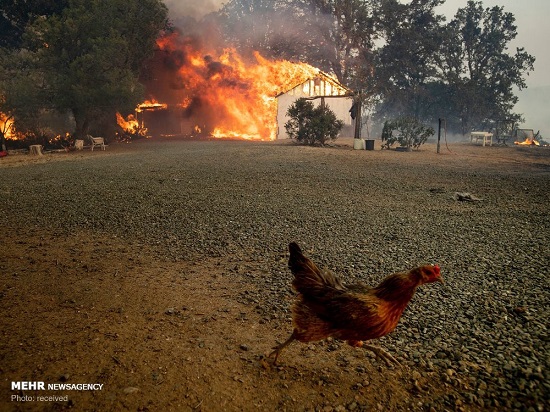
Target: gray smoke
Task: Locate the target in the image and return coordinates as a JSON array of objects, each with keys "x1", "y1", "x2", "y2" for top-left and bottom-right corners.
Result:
[{"x1": 163, "y1": 0, "x2": 224, "y2": 20}]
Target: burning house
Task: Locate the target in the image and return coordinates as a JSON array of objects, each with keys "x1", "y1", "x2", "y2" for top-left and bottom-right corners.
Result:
[
  {"x1": 275, "y1": 72, "x2": 353, "y2": 139},
  {"x1": 119, "y1": 32, "x2": 352, "y2": 141}
]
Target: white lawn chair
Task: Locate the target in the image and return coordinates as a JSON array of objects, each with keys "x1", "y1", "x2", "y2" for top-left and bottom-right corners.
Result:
[{"x1": 87, "y1": 135, "x2": 106, "y2": 151}]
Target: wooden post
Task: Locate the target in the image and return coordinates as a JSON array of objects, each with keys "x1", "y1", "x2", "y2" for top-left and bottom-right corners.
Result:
[
  {"x1": 354, "y1": 99, "x2": 362, "y2": 139},
  {"x1": 29, "y1": 145, "x2": 43, "y2": 155},
  {"x1": 437, "y1": 118, "x2": 442, "y2": 154}
]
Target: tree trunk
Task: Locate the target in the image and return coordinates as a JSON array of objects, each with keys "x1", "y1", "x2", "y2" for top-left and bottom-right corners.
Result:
[
  {"x1": 353, "y1": 99, "x2": 362, "y2": 139},
  {"x1": 29, "y1": 145, "x2": 43, "y2": 155},
  {"x1": 73, "y1": 109, "x2": 90, "y2": 139}
]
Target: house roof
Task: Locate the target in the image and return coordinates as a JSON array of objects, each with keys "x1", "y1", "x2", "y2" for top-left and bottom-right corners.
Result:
[{"x1": 276, "y1": 71, "x2": 353, "y2": 98}]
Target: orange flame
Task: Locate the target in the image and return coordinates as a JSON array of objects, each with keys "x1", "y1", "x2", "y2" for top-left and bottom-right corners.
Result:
[
  {"x1": 150, "y1": 33, "x2": 324, "y2": 140},
  {"x1": 0, "y1": 113, "x2": 17, "y2": 140},
  {"x1": 513, "y1": 129, "x2": 542, "y2": 146},
  {"x1": 514, "y1": 138, "x2": 540, "y2": 146},
  {"x1": 116, "y1": 112, "x2": 147, "y2": 136},
  {"x1": 137, "y1": 99, "x2": 168, "y2": 112},
  {"x1": 116, "y1": 112, "x2": 138, "y2": 130}
]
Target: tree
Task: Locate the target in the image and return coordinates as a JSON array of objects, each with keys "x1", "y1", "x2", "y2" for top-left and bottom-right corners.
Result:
[
  {"x1": 0, "y1": 0, "x2": 68, "y2": 49},
  {"x1": 373, "y1": 0, "x2": 445, "y2": 122},
  {"x1": 285, "y1": 98, "x2": 344, "y2": 146},
  {"x1": 303, "y1": 0, "x2": 377, "y2": 86},
  {"x1": 437, "y1": 1, "x2": 534, "y2": 134},
  {"x1": 1, "y1": 0, "x2": 168, "y2": 139}
]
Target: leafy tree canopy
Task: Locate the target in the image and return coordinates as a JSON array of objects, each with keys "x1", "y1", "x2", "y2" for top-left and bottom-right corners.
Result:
[
  {"x1": 0, "y1": 0, "x2": 68, "y2": 49},
  {"x1": 374, "y1": 0, "x2": 445, "y2": 119},
  {"x1": 436, "y1": 0, "x2": 535, "y2": 134}
]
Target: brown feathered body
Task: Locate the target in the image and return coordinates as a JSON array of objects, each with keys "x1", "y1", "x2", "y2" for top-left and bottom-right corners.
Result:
[{"x1": 287, "y1": 242, "x2": 441, "y2": 345}]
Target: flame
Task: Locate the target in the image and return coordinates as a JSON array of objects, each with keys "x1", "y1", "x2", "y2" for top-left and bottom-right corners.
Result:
[
  {"x1": 0, "y1": 113, "x2": 17, "y2": 140},
  {"x1": 115, "y1": 99, "x2": 167, "y2": 138},
  {"x1": 116, "y1": 112, "x2": 138, "y2": 130},
  {"x1": 137, "y1": 99, "x2": 168, "y2": 112},
  {"x1": 149, "y1": 32, "x2": 326, "y2": 140},
  {"x1": 513, "y1": 129, "x2": 542, "y2": 146},
  {"x1": 514, "y1": 137, "x2": 540, "y2": 146},
  {"x1": 116, "y1": 112, "x2": 148, "y2": 137}
]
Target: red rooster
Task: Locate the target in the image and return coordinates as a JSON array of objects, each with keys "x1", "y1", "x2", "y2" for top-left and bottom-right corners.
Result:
[{"x1": 269, "y1": 242, "x2": 442, "y2": 365}]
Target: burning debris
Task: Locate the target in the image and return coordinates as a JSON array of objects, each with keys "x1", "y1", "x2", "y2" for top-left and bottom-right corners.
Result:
[
  {"x1": 137, "y1": 100, "x2": 168, "y2": 112},
  {"x1": 513, "y1": 129, "x2": 543, "y2": 146},
  {"x1": 116, "y1": 100, "x2": 169, "y2": 139},
  {"x1": 116, "y1": 113, "x2": 147, "y2": 140}
]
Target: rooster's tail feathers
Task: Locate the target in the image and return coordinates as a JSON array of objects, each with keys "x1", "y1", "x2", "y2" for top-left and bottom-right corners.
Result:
[
  {"x1": 289, "y1": 241, "x2": 303, "y2": 257},
  {"x1": 288, "y1": 242, "x2": 343, "y2": 293}
]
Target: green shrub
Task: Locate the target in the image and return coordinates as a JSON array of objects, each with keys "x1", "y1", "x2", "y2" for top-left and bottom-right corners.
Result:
[
  {"x1": 285, "y1": 98, "x2": 344, "y2": 146},
  {"x1": 381, "y1": 116, "x2": 434, "y2": 150}
]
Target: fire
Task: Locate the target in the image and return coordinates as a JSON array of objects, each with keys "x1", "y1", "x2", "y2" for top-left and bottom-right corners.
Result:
[
  {"x1": 116, "y1": 112, "x2": 139, "y2": 130},
  {"x1": 146, "y1": 32, "x2": 323, "y2": 140},
  {"x1": 514, "y1": 138, "x2": 540, "y2": 146},
  {"x1": 514, "y1": 129, "x2": 541, "y2": 146},
  {"x1": 137, "y1": 99, "x2": 167, "y2": 112},
  {"x1": 116, "y1": 112, "x2": 148, "y2": 137},
  {"x1": 0, "y1": 113, "x2": 16, "y2": 140},
  {"x1": 116, "y1": 99, "x2": 170, "y2": 138}
]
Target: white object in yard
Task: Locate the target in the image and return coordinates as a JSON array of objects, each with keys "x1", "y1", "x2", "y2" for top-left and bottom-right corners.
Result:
[
  {"x1": 29, "y1": 145, "x2": 43, "y2": 155},
  {"x1": 353, "y1": 138, "x2": 365, "y2": 150},
  {"x1": 470, "y1": 131, "x2": 493, "y2": 146},
  {"x1": 87, "y1": 135, "x2": 106, "y2": 151},
  {"x1": 75, "y1": 139, "x2": 84, "y2": 150}
]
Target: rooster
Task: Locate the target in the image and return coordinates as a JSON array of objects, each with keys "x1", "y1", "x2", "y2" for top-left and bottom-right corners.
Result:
[{"x1": 268, "y1": 242, "x2": 442, "y2": 365}]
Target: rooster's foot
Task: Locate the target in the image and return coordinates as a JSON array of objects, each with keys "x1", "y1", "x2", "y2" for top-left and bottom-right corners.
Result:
[
  {"x1": 267, "y1": 331, "x2": 297, "y2": 365},
  {"x1": 266, "y1": 348, "x2": 283, "y2": 366},
  {"x1": 362, "y1": 344, "x2": 401, "y2": 368}
]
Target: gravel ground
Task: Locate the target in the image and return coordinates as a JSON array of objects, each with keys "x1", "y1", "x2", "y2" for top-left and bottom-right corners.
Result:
[{"x1": 1, "y1": 138, "x2": 549, "y2": 411}]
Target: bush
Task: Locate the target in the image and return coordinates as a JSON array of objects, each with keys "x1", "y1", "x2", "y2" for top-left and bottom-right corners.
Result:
[
  {"x1": 381, "y1": 116, "x2": 434, "y2": 150},
  {"x1": 285, "y1": 98, "x2": 344, "y2": 146}
]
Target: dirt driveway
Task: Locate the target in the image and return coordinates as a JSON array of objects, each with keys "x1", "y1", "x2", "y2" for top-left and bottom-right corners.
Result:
[{"x1": 1, "y1": 138, "x2": 548, "y2": 411}]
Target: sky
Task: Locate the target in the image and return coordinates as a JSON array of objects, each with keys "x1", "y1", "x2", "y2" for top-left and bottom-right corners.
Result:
[{"x1": 164, "y1": 0, "x2": 549, "y2": 135}]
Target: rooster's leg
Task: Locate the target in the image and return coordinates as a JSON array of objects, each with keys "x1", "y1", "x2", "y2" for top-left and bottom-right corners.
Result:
[
  {"x1": 362, "y1": 344, "x2": 401, "y2": 367},
  {"x1": 268, "y1": 330, "x2": 297, "y2": 365}
]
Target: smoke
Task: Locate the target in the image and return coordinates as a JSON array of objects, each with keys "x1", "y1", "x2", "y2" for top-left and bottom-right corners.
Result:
[{"x1": 163, "y1": 0, "x2": 224, "y2": 20}]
